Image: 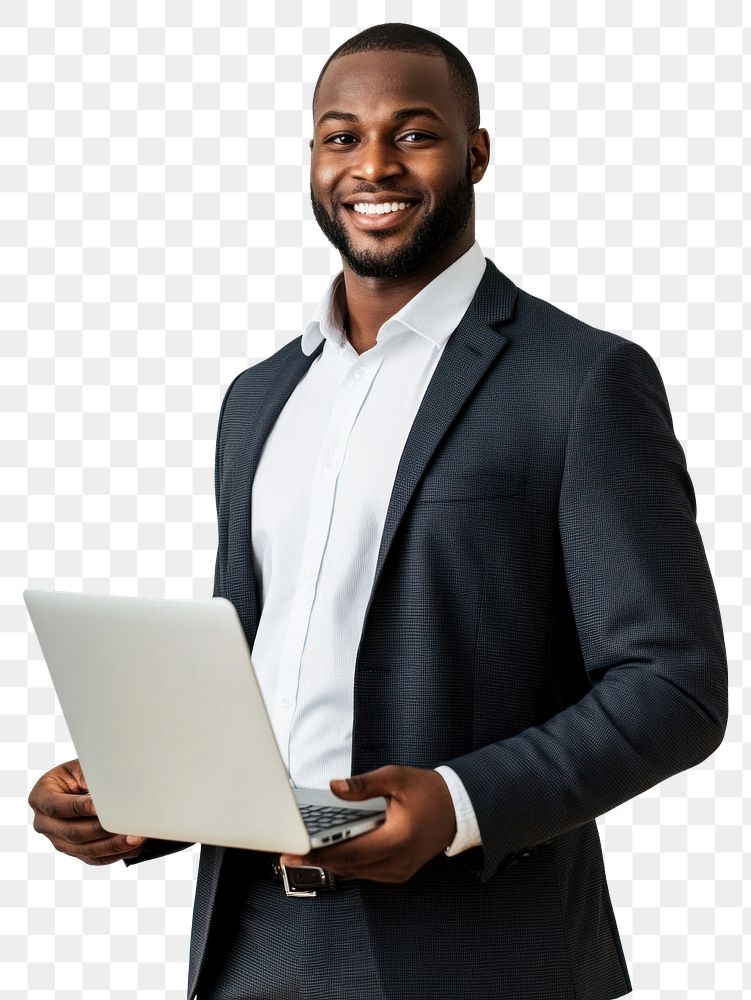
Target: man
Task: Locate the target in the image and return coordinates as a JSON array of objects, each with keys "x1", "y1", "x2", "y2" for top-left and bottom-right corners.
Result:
[{"x1": 28, "y1": 22, "x2": 728, "y2": 1000}]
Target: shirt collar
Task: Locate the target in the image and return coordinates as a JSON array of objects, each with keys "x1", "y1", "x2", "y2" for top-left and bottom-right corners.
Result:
[{"x1": 301, "y1": 240, "x2": 487, "y2": 356}]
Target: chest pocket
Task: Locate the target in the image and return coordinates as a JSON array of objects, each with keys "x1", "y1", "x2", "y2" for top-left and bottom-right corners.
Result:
[{"x1": 413, "y1": 466, "x2": 529, "y2": 503}]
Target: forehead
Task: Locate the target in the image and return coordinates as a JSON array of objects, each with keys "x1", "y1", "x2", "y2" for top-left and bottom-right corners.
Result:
[{"x1": 314, "y1": 50, "x2": 458, "y2": 125}]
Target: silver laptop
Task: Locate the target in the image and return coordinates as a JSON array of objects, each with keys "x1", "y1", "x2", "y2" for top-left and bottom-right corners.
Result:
[{"x1": 22, "y1": 589, "x2": 387, "y2": 854}]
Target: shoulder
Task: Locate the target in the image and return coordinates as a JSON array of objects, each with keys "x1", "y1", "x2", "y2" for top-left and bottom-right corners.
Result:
[
  {"x1": 227, "y1": 337, "x2": 304, "y2": 398},
  {"x1": 515, "y1": 286, "x2": 633, "y2": 357},
  {"x1": 216, "y1": 336, "x2": 306, "y2": 425},
  {"x1": 509, "y1": 284, "x2": 658, "y2": 387}
]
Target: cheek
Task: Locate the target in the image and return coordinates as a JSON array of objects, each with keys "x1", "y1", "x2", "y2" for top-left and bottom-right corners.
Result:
[
  {"x1": 422, "y1": 153, "x2": 466, "y2": 182},
  {"x1": 311, "y1": 159, "x2": 341, "y2": 190}
]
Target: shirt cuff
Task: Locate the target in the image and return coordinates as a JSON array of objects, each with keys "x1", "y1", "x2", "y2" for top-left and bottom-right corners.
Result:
[{"x1": 433, "y1": 765, "x2": 483, "y2": 856}]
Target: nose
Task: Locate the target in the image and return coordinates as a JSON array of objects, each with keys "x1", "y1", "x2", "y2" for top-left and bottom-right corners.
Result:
[{"x1": 350, "y1": 138, "x2": 405, "y2": 183}]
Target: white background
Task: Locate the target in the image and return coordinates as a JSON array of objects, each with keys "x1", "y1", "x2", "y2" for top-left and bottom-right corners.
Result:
[{"x1": 1, "y1": 1, "x2": 746, "y2": 996}]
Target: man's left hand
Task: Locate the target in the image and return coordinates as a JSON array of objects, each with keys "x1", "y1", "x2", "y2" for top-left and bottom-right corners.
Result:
[{"x1": 279, "y1": 765, "x2": 457, "y2": 884}]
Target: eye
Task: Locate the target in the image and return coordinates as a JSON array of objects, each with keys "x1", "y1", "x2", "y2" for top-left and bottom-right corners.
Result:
[
  {"x1": 327, "y1": 134, "x2": 357, "y2": 145},
  {"x1": 324, "y1": 131, "x2": 434, "y2": 145}
]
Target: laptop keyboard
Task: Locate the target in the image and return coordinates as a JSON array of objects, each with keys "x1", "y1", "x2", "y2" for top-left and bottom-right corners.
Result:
[{"x1": 298, "y1": 803, "x2": 383, "y2": 835}]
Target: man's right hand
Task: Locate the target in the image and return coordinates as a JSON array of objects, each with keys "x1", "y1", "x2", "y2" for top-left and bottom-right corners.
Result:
[{"x1": 28, "y1": 758, "x2": 149, "y2": 865}]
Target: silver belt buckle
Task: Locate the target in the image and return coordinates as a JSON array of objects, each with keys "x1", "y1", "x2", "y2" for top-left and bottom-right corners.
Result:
[{"x1": 279, "y1": 861, "x2": 328, "y2": 898}]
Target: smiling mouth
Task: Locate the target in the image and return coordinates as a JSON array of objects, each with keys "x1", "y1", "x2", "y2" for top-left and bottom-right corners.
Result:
[{"x1": 343, "y1": 201, "x2": 420, "y2": 230}]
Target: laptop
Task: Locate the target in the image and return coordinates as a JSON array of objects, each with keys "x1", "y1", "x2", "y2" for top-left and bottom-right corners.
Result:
[{"x1": 22, "y1": 589, "x2": 387, "y2": 854}]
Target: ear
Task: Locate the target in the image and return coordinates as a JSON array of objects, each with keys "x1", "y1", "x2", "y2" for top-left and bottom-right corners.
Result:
[{"x1": 469, "y1": 128, "x2": 490, "y2": 184}]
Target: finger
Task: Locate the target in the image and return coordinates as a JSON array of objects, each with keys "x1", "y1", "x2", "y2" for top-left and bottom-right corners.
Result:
[
  {"x1": 312, "y1": 851, "x2": 393, "y2": 878},
  {"x1": 281, "y1": 786, "x2": 398, "y2": 869},
  {"x1": 46, "y1": 831, "x2": 146, "y2": 860},
  {"x1": 36, "y1": 792, "x2": 97, "y2": 821},
  {"x1": 329, "y1": 765, "x2": 404, "y2": 802},
  {"x1": 85, "y1": 840, "x2": 147, "y2": 865},
  {"x1": 34, "y1": 815, "x2": 115, "y2": 846},
  {"x1": 282, "y1": 821, "x2": 398, "y2": 871},
  {"x1": 76, "y1": 844, "x2": 146, "y2": 866},
  {"x1": 281, "y1": 847, "x2": 402, "y2": 883},
  {"x1": 60, "y1": 759, "x2": 89, "y2": 793}
]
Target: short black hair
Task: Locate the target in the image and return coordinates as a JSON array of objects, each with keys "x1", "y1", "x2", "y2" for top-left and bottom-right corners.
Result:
[{"x1": 312, "y1": 22, "x2": 481, "y2": 136}]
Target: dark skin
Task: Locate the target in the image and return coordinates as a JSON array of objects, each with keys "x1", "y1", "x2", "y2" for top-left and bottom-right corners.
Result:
[
  {"x1": 28, "y1": 758, "x2": 146, "y2": 865},
  {"x1": 281, "y1": 49, "x2": 490, "y2": 878},
  {"x1": 308, "y1": 50, "x2": 490, "y2": 354},
  {"x1": 28, "y1": 49, "x2": 489, "y2": 882}
]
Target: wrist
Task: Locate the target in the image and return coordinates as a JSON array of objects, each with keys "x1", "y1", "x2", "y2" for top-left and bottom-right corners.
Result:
[{"x1": 429, "y1": 770, "x2": 457, "y2": 848}]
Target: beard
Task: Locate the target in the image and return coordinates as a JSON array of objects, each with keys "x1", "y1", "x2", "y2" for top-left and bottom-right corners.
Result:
[{"x1": 309, "y1": 158, "x2": 474, "y2": 279}]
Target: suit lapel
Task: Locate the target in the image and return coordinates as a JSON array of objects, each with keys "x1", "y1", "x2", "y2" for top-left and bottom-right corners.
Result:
[
  {"x1": 361, "y1": 258, "x2": 518, "y2": 627},
  {"x1": 241, "y1": 340, "x2": 323, "y2": 504},
  {"x1": 225, "y1": 339, "x2": 323, "y2": 614},
  {"x1": 232, "y1": 257, "x2": 518, "y2": 642}
]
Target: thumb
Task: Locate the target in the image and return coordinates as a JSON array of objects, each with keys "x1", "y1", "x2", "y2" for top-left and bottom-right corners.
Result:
[{"x1": 330, "y1": 766, "x2": 396, "y2": 801}]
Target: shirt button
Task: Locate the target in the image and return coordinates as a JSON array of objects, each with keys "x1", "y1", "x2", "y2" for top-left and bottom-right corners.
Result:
[
  {"x1": 325, "y1": 457, "x2": 334, "y2": 468},
  {"x1": 280, "y1": 698, "x2": 292, "y2": 710},
  {"x1": 355, "y1": 368, "x2": 365, "y2": 378}
]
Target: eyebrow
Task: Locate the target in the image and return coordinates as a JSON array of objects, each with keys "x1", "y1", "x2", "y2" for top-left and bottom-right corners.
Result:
[{"x1": 315, "y1": 106, "x2": 446, "y2": 129}]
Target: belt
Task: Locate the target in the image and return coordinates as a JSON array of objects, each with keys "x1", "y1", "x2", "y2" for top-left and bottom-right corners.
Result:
[{"x1": 266, "y1": 857, "x2": 359, "y2": 898}]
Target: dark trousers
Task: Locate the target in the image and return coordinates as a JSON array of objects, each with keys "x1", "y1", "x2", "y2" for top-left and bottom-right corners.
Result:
[{"x1": 196, "y1": 850, "x2": 385, "y2": 1000}]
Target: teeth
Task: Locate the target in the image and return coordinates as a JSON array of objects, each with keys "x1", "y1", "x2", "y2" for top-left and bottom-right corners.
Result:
[{"x1": 352, "y1": 201, "x2": 412, "y2": 215}]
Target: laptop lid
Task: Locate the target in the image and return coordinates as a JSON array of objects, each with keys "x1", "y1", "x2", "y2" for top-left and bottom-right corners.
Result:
[{"x1": 23, "y1": 589, "x2": 368, "y2": 854}]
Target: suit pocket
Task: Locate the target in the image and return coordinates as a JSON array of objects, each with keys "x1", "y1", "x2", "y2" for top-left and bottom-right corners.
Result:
[{"x1": 414, "y1": 467, "x2": 529, "y2": 503}]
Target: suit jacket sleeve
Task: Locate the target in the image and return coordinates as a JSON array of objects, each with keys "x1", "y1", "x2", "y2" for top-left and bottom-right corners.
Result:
[{"x1": 439, "y1": 337, "x2": 728, "y2": 884}]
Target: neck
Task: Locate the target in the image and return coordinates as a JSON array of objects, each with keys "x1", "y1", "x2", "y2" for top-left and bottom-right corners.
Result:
[{"x1": 340, "y1": 236, "x2": 474, "y2": 354}]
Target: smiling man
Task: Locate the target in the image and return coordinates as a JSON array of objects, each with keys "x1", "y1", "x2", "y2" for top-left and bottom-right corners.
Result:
[
  {"x1": 28, "y1": 21, "x2": 727, "y2": 1000},
  {"x1": 307, "y1": 39, "x2": 487, "y2": 360}
]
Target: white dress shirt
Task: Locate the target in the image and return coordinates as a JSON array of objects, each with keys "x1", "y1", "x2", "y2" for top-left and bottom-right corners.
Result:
[{"x1": 249, "y1": 240, "x2": 486, "y2": 856}]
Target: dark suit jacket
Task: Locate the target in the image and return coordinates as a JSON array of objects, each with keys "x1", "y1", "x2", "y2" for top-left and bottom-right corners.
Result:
[{"x1": 126, "y1": 257, "x2": 728, "y2": 1000}]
